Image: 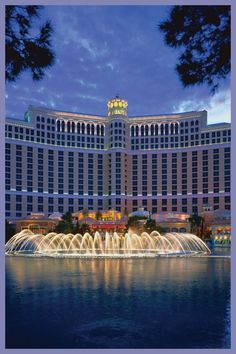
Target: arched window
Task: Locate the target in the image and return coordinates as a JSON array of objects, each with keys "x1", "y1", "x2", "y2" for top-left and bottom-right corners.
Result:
[
  {"x1": 195, "y1": 120, "x2": 199, "y2": 125},
  {"x1": 87, "y1": 124, "x2": 90, "y2": 135},
  {"x1": 61, "y1": 121, "x2": 65, "y2": 132},
  {"x1": 101, "y1": 125, "x2": 104, "y2": 136},
  {"x1": 175, "y1": 123, "x2": 178, "y2": 134},
  {"x1": 131, "y1": 126, "x2": 135, "y2": 137},
  {"x1": 97, "y1": 125, "x2": 100, "y2": 136},
  {"x1": 71, "y1": 121, "x2": 75, "y2": 133},
  {"x1": 141, "y1": 125, "x2": 145, "y2": 136},
  {"x1": 155, "y1": 125, "x2": 158, "y2": 135},
  {"x1": 91, "y1": 124, "x2": 95, "y2": 135},
  {"x1": 77, "y1": 122, "x2": 80, "y2": 134},
  {"x1": 145, "y1": 125, "x2": 149, "y2": 136},
  {"x1": 165, "y1": 123, "x2": 169, "y2": 134},
  {"x1": 150, "y1": 125, "x2": 154, "y2": 136},
  {"x1": 160, "y1": 124, "x2": 164, "y2": 135},
  {"x1": 170, "y1": 124, "x2": 174, "y2": 135},
  {"x1": 67, "y1": 121, "x2": 71, "y2": 133},
  {"x1": 57, "y1": 120, "x2": 60, "y2": 132},
  {"x1": 81, "y1": 123, "x2": 85, "y2": 134},
  {"x1": 135, "y1": 126, "x2": 139, "y2": 136}
]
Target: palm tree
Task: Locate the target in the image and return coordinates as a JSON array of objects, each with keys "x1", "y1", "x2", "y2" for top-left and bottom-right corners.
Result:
[{"x1": 187, "y1": 215, "x2": 203, "y2": 236}]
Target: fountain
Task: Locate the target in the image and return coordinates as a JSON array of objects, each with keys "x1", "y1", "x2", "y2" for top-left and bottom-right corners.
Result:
[{"x1": 5, "y1": 229, "x2": 211, "y2": 257}]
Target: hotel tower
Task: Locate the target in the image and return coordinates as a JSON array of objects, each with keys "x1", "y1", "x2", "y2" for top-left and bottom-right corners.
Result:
[{"x1": 5, "y1": 96, "x2": 231, "y2": 220}]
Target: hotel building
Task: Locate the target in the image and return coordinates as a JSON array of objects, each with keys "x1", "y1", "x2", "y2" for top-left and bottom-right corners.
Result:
[{"x1": 5, "y1": 96, "x2": 231, "y2": 220}]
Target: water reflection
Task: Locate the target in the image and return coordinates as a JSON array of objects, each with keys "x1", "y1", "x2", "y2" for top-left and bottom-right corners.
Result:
[{"x1": 6, "y1": 257, "x2": 230, "y2": 348}]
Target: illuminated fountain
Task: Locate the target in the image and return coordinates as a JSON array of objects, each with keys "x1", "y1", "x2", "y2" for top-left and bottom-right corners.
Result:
[{"x1": 5, "y1": 229, "x2": 210, "y2": 257}]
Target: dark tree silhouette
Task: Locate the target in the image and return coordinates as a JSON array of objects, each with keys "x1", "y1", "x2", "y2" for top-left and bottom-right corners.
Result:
[
  {"x1": 6, "y1": 5, "x2": 55, "y2": 82},
  {"x1": 144, "y1": 219, "x2": 164, "y2": 234},
  {"x1": 159, "y1": 6, "x2": 230, "y2": 92},
  {"x1": 187, "y1": 214, "x2": 203, "y2": 236},
  {"x1": 55, "y1": 212, "x2": 75, "y2": 234},
  {"x1": 5, "y1": 220, "x2": 16, "y2": 242}
]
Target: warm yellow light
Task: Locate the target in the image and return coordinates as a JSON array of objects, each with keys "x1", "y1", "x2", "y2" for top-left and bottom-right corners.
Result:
[
  {"x1": 114, "y1": 101, "x2": 118, "y2": 107},
  {"x1": 119, "y1": 101, "x2": 122, "y2": 107}
]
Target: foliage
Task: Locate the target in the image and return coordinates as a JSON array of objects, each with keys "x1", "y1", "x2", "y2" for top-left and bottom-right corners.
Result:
[
  {"x1": 202, "y1": 228, "x2": 212, "y2": 240},
  {"x1": 125, "y1": 216, "x2": 164, "y2": 235},
  {"x1": 5, "y1": 220, "x2": 16, "y2": 242},
  {"x1": 95, "y1": 210, "x2": 102, "y2": 220},
  {"x1": 77, "y1": 223, "x2": 91, "y2": 235},
  {"x1": 125, "y1": 216, "x2": 143, "y2": 234},
  {"x1": 54, "y1": 212, "x2": 76, "y2": 234},
  {"x1": 6, "y1": 5, "x2": 55, "y2": 82},
  {"x1": 159, "y1": 6, "x2": 230, "y2": 92},
  {"x1": 82, "y1": 209, "x2": 89, "y2": 217},
  {"x1": 123, "y1": 208, "x2": 129, "y2": 217},
  {"x1": 144, "y1": 219, "x2": 164, "y2": 234},
  {"x1": 54, "y1": 212, "x2": 92, "y2": 235},
  {"x1": 187, "y1": 214, "x2": 203, "y2": 236}
]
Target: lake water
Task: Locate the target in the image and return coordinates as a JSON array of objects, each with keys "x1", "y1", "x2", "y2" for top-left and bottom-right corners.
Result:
[{"x1": 6, "y1": 253, "x2": 230, "y2": 348}]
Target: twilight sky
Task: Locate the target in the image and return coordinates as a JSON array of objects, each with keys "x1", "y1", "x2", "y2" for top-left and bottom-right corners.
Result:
[{"x1": 5, "y1": 5, "x2": 231, "y2": 124}]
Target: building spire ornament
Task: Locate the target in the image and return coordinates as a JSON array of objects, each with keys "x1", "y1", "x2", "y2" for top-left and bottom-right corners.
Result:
[{"x1": 107, "y1": 95, "x2": 128, "y2": 117}]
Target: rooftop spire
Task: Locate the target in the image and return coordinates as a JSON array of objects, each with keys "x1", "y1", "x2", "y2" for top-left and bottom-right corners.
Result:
[{"x1": 107, "y1": 96, "x2": 128, "y2": 117}]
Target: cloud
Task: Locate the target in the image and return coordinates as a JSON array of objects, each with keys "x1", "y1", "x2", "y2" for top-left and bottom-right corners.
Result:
[
  {"x1": 75, "y1": 79, "x2": 97, "y2": 89},
  {"x1": 74, "y1": 93, "x2": 104, "y2": 103},
  {"x1": 172, "y1": 89, "x2": 231, "y2": 123},
  {"x1": 106, "y1": 62, "x2": 117, "y2": 71},
  {"x1": 5, "y1": 6, "x2": 231, "y2": 124}
]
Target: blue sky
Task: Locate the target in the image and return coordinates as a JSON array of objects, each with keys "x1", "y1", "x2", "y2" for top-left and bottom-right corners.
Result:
[{"x1": 5, "y1": 5, "x2": 231, "y2": 123}]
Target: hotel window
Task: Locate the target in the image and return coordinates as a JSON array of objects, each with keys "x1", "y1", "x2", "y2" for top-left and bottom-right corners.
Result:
[
  {"x1": 152, "y1": 199, "x2": 157, "y2": 206},
  {"x1": 98, "y1": 199, "x2": 103, "y2": 206},
  {"x1": 16, "y1": 195, "x2": 22, "y2": 203},
  {"x1": 27, "y1": 204, "x2": 33, "y2": 212},
  {"x1": 88, "y1": 199, "x2": 93, "y2": 210},
  {"x1": 170, "y1": 199, "x2": 176, "y2": 209},
  {"x1": 78, "y1": 199, "x2": 84, "y2": 210},
  {"x1": 38, "y1": 205, "x2": 43, "y2": 212},
  {"x1": 48, "y1": 205, "x2": 53, "y2": 213},
  {"x1": 48, "y1": 198, "x2": 53, "y2": 204},
  {"x1": 225, "y1": 196, "x2": 230, "y2": 210},
  {"x1": 16, "y1": 204, "x2": 22, "y2": 211}
]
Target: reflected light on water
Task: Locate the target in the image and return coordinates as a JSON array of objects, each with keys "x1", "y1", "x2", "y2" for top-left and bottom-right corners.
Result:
[{"x1": 6, "y1": 256, "x2": 230, "y2": 349}]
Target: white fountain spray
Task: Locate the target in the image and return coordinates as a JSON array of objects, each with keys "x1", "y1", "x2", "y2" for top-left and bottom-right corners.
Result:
[{"x1": 5, "y1": 229, "x2": 211, "y2": 258}]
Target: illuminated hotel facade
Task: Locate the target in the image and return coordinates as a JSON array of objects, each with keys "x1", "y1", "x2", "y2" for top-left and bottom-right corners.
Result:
[{"x1": 5, "y1": 96, "x2": 231, "y2": 220}]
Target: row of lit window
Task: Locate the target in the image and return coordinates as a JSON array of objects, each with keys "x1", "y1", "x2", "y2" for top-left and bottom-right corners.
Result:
[{"x1": 56, "y1": 120, "x2": 105, "y2": 135}]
